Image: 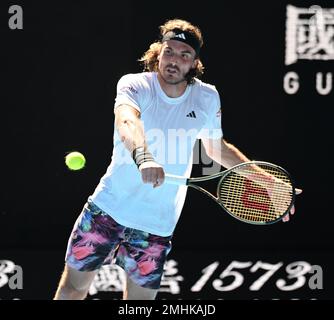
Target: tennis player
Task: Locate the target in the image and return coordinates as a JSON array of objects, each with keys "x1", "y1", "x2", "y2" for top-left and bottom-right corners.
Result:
[{"x1": 54, "y1": 19, "x2": 301, "y2": 300}]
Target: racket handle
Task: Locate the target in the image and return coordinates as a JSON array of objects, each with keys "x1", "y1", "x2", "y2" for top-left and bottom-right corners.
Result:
[{"x1": 164, "y1": 174, "x2": 187, "y2": 186}]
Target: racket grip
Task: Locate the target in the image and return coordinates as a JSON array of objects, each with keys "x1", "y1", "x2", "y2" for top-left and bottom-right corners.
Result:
[{"x1": 164, "y1": 174, "x2": 187, "y2": 186}]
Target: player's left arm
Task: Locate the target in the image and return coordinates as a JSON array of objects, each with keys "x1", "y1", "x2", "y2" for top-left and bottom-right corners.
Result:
[
  {"x1": 201, "y1": 137, "x2": 302, "y2": 222},
  {"x1": 201, "y1": 137, "x2": 249, "y2": 169}
]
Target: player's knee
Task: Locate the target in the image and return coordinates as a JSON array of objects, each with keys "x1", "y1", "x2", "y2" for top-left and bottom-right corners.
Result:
[
  {"x1": 55, "y1": 268, "x2": 92, "y2": 300},
  {"x1": 56, "y1": 280, "x2": 89, "y2": 300}
]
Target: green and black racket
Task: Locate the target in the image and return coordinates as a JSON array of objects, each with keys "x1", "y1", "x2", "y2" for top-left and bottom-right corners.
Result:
[{"x1": 165, "y1": 161, "x2": 296, "y2": 225}]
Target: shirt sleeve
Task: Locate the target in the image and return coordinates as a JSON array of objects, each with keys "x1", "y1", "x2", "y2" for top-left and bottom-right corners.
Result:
[
  {"x1": 114, "y1": 74, "x2": 150, "y2": 113},
  {"x1": 197, "y1": 91, "x2": 223, "y2": 140}
]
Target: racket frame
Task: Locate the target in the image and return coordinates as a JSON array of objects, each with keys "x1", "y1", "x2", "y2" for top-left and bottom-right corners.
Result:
[{"x1": 172, "y1": 161, "x2": 296, "y2": 225}]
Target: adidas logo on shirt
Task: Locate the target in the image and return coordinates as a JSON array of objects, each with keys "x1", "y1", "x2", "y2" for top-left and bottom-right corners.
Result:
[
  {"x1": 174, "y1": 33, "x2": 186, "y2": 40},
  {"x1": 186, "y1": 111, "x2": 196, "y2": 118}
]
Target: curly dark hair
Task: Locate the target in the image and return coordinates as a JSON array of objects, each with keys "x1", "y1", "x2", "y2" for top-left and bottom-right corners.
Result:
[{"x1": 139, "y1": 19, "x2": 205, "y2": 84}]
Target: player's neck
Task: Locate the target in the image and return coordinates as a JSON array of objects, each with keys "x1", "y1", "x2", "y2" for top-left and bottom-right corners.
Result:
[{"x1": 157, "y1": 73, "x2": 188, "y2": 98}]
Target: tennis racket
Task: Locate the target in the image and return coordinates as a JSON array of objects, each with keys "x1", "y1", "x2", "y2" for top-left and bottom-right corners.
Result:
[{"x1": 165, "y1": 161, "x2": 296, "y2": 225}]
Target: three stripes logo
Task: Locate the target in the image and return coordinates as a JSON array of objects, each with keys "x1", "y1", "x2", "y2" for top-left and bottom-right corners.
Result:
[
  {"x1": 175, "y1": 33, "x2": 186, "y2": 40},
  {"x1": 186, "y1": 111, "x2": 196, "y2": 118}
]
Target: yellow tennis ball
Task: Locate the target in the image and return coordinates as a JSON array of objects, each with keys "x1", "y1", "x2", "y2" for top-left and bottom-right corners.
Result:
[{"x1": 65, "y1": 151, "x2": 86, "y2": 170}]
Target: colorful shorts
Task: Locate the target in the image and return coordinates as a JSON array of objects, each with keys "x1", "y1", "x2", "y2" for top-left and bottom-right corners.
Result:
[{"x1": 65, "y1": 201, "x2": 173, "y2": 289}]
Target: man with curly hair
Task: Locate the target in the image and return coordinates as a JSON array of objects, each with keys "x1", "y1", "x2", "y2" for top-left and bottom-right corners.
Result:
[{"x1": 54, "y1": 19, "x2": 298, "y2": 300}]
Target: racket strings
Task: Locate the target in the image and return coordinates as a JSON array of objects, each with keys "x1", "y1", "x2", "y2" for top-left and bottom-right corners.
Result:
[{"x1": 219, "y1": 164, "x2": 293, "y2": 223}]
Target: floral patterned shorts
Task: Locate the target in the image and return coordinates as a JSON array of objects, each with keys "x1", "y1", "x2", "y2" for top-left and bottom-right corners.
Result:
[{"x1": 65, "y1": 201, "x2": 173, "y2": 289}]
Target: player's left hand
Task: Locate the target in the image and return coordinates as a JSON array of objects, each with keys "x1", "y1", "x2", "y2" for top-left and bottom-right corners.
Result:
[{"x1": 282, "y1": 188, "x2": 303, "y2": 222}]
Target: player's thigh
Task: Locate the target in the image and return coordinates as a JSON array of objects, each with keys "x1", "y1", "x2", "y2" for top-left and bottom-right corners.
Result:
[
  {"x1": 60, "y1": 263, "x2": 97, "y2": 292},
  {"x1": 124, "y1": 274, "x2": 158, "y2": 300}
]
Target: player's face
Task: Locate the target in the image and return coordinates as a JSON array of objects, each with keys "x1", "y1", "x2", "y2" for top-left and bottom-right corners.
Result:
[{"x1": 158, "y1": 40, "x2": 198, "y2": 85}]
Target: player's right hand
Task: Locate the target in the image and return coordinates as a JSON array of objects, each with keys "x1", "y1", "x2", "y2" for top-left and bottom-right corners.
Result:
[{"x1": 139, "y1": 161, "x2": 165, "y2": 188}]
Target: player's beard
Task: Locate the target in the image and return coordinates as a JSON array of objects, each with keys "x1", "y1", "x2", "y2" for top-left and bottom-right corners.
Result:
[{"x1": 159, "y1": 65, "x2": 188, "y2": 85}]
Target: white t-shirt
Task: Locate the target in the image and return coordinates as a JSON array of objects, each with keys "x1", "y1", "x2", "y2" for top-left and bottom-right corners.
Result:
[{"x1": 90, "y1": 72, "x2": 223, "y2": 236}]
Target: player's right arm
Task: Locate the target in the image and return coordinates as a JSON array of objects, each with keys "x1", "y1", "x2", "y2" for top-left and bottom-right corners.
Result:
[{"x1": 115, "y1": 104, "x2": 165, "y2": 188}]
